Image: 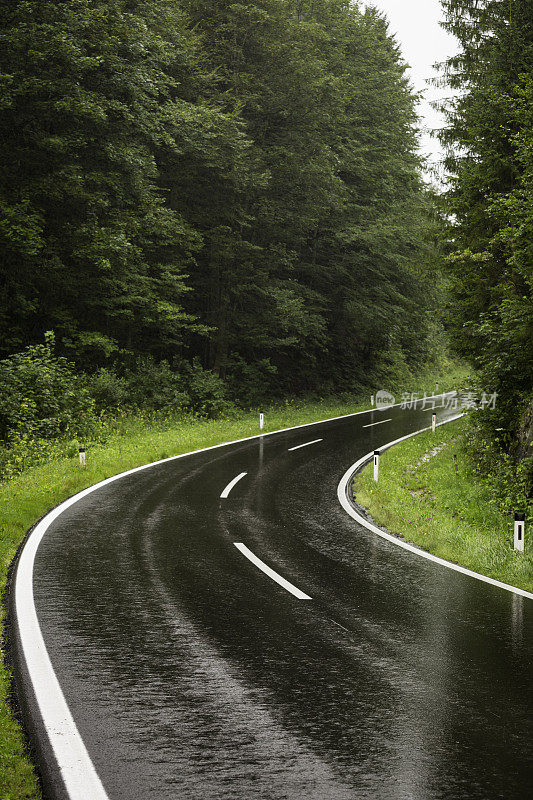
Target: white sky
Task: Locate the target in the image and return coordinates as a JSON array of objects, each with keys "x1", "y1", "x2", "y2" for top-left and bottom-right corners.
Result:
[{"x1": 365, "y1": 0, "x2": 459, "y2": 182}]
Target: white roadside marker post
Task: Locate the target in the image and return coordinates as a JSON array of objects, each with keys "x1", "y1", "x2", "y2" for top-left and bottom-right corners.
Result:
[
  {"x1": 259, "y1": 412, "x2": 264, "y2": 430},
  {"x1": 435, "y1": 381, "x2": 439, "y2": 394},
  {"x1": 373, "y1": 450, "x2": 379, "y2": 482},
  {"x1": 371, "y1": 394, "x2": 374, "y2": 407},
  {"x1": 79, "y1": 447, "x2": 86, "y2": 467},
  {"x1": 514, "y1": 512, "x2": 525, "y2": 553},
  {"x1": 432, "y1": 413, "x2": 436, "y2": 433}
]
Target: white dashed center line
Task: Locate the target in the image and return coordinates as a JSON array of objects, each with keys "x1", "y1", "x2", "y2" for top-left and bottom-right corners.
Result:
[
  {"x1": 220, "y1": 472, "x2": 247, "y2": 498},
  {"x1": 362, "y1": 418, "x2": 392, "y2": 428},
  {"x1": 234, "y1": 544, "x2": 312, "y2": 599},
  {"x1": 288, "y1": 438, "x2": 323, "y2": 451}
]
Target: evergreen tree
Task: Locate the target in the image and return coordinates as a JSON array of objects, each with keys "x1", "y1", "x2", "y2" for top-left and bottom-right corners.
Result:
[
  {"x1": 297, "y1": 3, "x2": 433, "y2": 390},
  {"x1": 0, "y1": 0, "x2": 439, "y2": 406},
  {"x1": 0, "y1": 0, "x2": 206, "y2": 363},
  {"x1": 182, "y1": 0, "x2": 432, "y2": 395},
  {"x1": 438, "y1": 0, "x2": 533, "y2": 477}
]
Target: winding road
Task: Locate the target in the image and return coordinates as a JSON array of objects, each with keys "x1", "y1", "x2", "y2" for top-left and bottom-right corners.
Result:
[{"x1": 11, "y1": 399, "x2": 532, "y2": 800}]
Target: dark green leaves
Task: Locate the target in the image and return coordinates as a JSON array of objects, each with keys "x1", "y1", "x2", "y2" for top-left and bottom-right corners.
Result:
[
  {"x1": 439, "y1": 0, "x2": 533, "y2": 492},
  {"x1": 0, "y1": 0, "x2": 436, "y2": 404}
]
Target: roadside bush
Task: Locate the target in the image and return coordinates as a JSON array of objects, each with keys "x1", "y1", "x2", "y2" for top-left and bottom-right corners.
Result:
[
  {"x1": 182, "y1": 358, "x2": 233, "y2": 418},
  {"x1": 87, "y1": 368, "x2": 129, "y2": 411},
  {"x1": 121, "y1": 357, "x2": 189, "y2": 411},
  {"x1": 101, "y1": 356, "x2": 232, "y2": 418},
  {"x1": 463, "y1": 406, "x2": 533, "y2": 518},
  {"x1": 0, "y1": 332, "x2": 97, "y2": 443},
  {"x1": 226, "y1": 356, "x2": 278, "y2": 407}
]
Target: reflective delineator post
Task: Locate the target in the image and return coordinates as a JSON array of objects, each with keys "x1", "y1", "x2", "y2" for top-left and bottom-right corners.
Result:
[
  {"x1": 79, "y1": 447, "x2": 86, "y2": 467},
  {"x1": 435, "y1": 381, "x2": 439, "y2": 394},
  {"x1": 432, "y1": 413, "x2": 436, "y2": 433},
  {"x1": 373, "y1": 450, "x2": 379, "y2": 482},
  {"x1": 371, "y1": 395, "x2": 374, "y2": 407},
  {"x1": 514, "y1": 512, "x2": 525, "y2": 553},
  {"x1": 259, "y1": 412, "x2": 264, "y2": 430}
]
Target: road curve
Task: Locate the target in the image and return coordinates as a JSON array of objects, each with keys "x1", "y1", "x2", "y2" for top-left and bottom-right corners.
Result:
[{"x1": 9, "y1": 399, "x2": 532, "y2": 800}]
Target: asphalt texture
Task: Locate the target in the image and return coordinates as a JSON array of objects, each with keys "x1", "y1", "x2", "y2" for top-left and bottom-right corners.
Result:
[{"x1": 12, "y1": 401, "x2": 533, "y2": 799}]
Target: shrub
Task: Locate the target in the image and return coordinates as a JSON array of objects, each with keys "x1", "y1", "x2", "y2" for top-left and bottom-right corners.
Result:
[
  {"x1": 87, "y1": 368, "x2": 129, "y2": 411},
  {"x1": 463, "y1": 407, "x2": 533, "y2": 518},
  {"x1": 0, "y1": 332, "x2": 97, "y2": 443},
  {"x1": 121, "y1": 357, "x2": 189, "y2": 411},
  {"x1": 115, "y1": 356, "x2": 232, "y2": 418},
  {"x1": 225, "y1": 356, "x2": 277, "y2": 407},
  {"x1": 184, "y1": 358, "x2": 232, "y2": 418}
]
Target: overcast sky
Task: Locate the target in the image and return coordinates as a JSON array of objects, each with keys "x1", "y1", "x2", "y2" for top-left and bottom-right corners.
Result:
[{"x1": 365, "y1": 0, "x2": 459, "y2": 181}]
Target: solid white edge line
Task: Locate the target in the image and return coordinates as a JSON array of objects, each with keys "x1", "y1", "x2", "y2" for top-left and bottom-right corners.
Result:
[
  {"x1": 220, "y1": 472, "x2": 247, "y2": 498},
  {"x1": 16, "y1": 495, "x2": 113, "y2": 799},
  {"x1": 13, "y1": 389, "x2": 458, "y2": 799},
  {"x1": 337, "y1": 414, "x2": 533, "y2": 601},
  {"x1": 234, "y1": 543, "x2": 312, "y2": 599},
  {"x1": 288, "y1": 438, "x2": 323, "y2": 451},
  {"x1": 362, "y1": 418, "x2": 392, "y2": 428}
]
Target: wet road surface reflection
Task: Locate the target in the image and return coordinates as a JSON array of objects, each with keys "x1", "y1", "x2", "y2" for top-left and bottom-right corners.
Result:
[{"x1": 32, "y1": 405, "x2": 532, "y2": 798}]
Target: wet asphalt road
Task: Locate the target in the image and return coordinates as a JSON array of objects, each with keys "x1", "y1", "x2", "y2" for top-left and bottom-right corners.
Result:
[{"x1": 21, "y1": 402, "x2": 532, "y2": 799}]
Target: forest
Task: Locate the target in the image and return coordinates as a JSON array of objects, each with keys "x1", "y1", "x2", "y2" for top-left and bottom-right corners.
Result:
[
  {"x1": 439, "y1": 0, "x2": 533, "y2": 503},
  {"x1": 0, "y1": 0, "x2": 531, "y2": 498},
  {"x1": 0, "y1": 0, "x2": 437, "y2": 401}
]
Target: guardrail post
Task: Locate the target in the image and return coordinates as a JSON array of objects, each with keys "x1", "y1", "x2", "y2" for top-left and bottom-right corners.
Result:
[{"x1": 514, "y1": 512, "x2": 525, "y2": 553}]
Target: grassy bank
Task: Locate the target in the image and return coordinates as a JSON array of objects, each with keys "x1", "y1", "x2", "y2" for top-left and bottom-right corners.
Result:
[
  {"x1": 0, "y1": 361, "x2": 468, "y2": 799},
  {"x1": 353, "y1": 417, "x2": 533, "y2": 593}
]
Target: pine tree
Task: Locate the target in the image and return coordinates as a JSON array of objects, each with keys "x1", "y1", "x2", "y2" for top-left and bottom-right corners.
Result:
[
  {"x1": 439, "y1": 0, "x2": 533, "y2": 484},
  {"x1": 0, "y1": 0, "x2": 203, "y2": 362}
]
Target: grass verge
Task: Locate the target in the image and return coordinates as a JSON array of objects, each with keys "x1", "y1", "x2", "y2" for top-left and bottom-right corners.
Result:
[
  {"x1": 353, "y1": 417, "x2": 533, "y2": 593},
  {"x1": 0, "y1": 360, "x2": 469, "y2": 799}
]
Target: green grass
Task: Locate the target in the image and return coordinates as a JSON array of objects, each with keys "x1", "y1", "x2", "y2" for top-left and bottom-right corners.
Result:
[
  {"x1": 353, "y1": 417, "x2": 533, "y2": 593},
  {"x1": 0, "y1": 359, "x2": 469, "y2": 799}
]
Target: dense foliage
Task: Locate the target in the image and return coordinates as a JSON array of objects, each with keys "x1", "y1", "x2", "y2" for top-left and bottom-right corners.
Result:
[
  {"x1": 438, "y1": 0, "x2": 533, "y2": 503},
  {"x1": 0, "y1": 0, "x2": 440, "y2": 441},
  {"x1": 0, "y1": 332, "x2": 96, "y2": 443}
]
